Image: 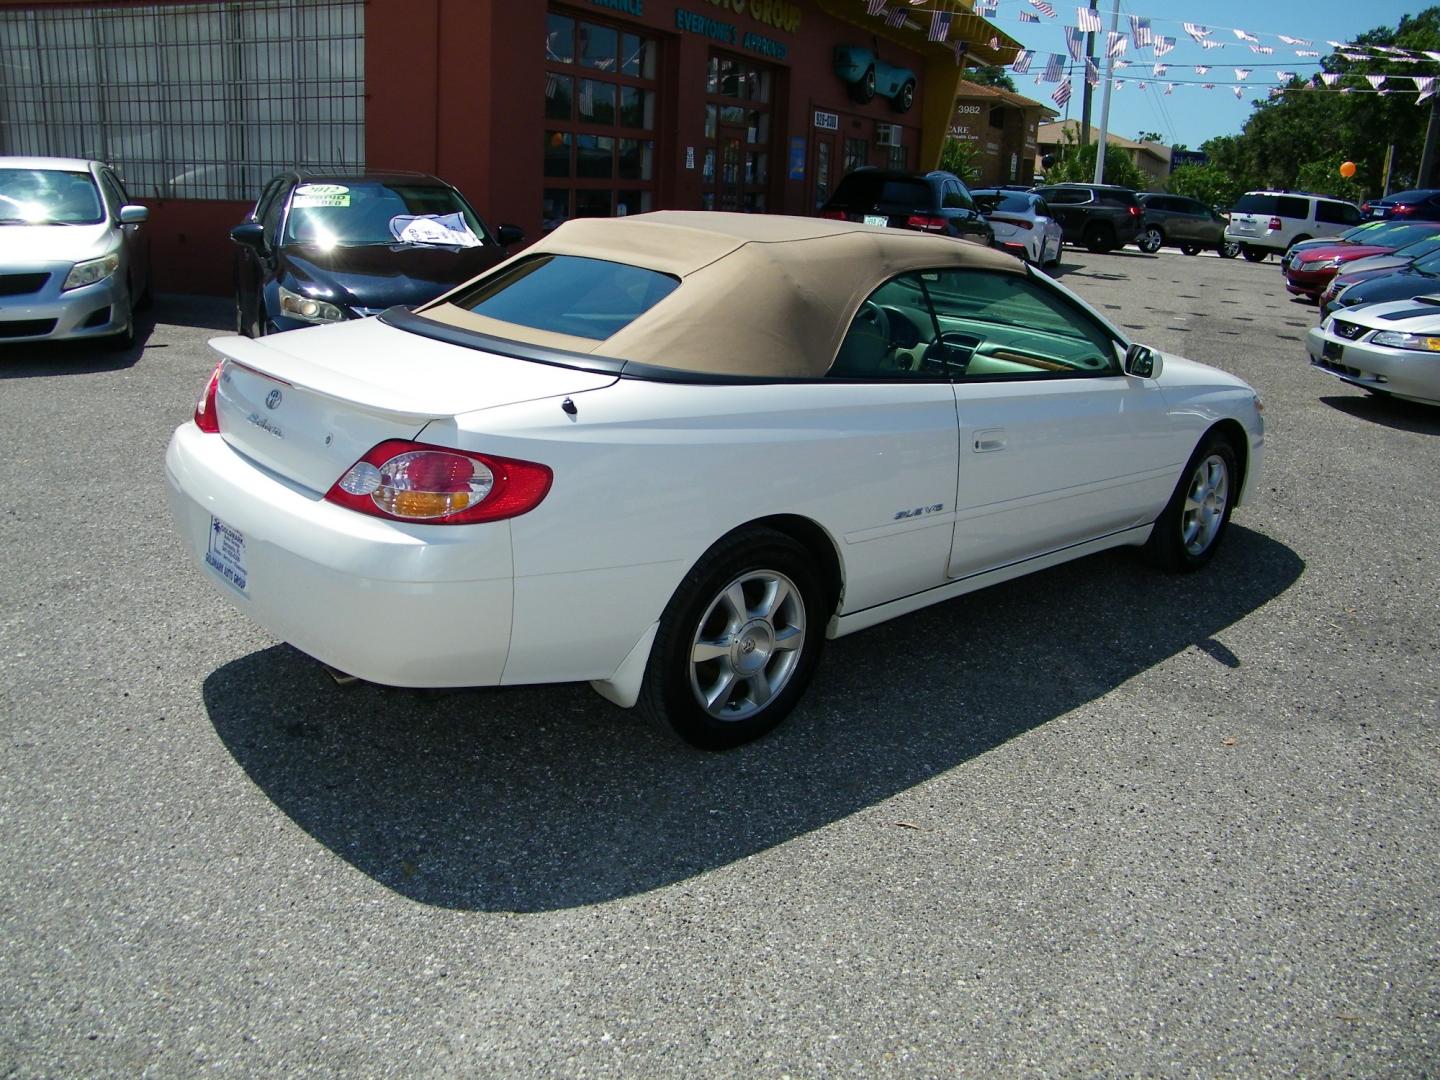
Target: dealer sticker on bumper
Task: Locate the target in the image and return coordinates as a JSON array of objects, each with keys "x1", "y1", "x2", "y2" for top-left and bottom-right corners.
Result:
[{"x1": 205, "y1": 517, "x2": 248, "y2": 593}]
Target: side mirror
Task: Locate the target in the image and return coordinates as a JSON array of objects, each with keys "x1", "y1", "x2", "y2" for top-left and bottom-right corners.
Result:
[
  {"x1": 1125, "y1": 342, "x2": 1162, "y2": 379},
  {"x1": 229, "y1": 221, "x2": 266, "y2": 251},
  {"x1": 118, "y1": 204, "x2": 149, "y2": 225},
  {"x1": 496, "y1": 224, "x2": 525, "y2": 247}
]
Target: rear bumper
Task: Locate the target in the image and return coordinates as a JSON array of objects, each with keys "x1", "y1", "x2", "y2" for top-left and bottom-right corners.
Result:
[{"x1": 164, "y1": 422, "x2": 517, "y2": 687}]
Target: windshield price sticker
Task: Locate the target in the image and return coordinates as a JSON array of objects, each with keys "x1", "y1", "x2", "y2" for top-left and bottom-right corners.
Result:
[
  {"x1": 294, "y1": 183, "x2": 351, "y2": 208},
  {"x1": 205, "y1": 517, "x2": 248, "y2": 593}
]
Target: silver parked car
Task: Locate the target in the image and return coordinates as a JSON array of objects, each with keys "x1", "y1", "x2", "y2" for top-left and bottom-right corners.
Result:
[
  {"x1": 0, "y1": 157, "x2": 151, "y2": 348},
  {"x1": 970, "y1": 188, "x2": 1064, "y2": 266},
  {"x1": 1136, "y1": 193, "x2": 1238, "y2": 257}
]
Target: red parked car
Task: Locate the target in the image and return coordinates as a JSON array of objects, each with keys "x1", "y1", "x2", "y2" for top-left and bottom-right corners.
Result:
[{"x1": 1283, "y1": 221, "x2": 1440, "y2": 301}]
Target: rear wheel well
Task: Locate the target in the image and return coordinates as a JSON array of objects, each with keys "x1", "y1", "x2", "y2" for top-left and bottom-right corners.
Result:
[{"x1": 743, "y1": 514, "x2": 843, "y2": 618}]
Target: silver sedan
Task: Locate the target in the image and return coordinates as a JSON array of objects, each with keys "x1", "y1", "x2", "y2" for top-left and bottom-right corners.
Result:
[{"x1": 0, "y1": 156, "x2": 151, "y2": 349}]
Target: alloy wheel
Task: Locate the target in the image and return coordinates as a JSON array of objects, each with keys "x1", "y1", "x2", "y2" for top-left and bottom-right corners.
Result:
[
  {"x1": 688, "y1": 569, "x2": 806, "y2": 722},
  {"x1": 1181, "y1": 454, "x2": 1229, "y2": 556}
]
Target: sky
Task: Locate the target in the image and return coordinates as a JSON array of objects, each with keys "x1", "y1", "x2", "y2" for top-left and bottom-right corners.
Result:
[{"x1": 988, "y1": 1, "x2": 1425, "y2": 148}]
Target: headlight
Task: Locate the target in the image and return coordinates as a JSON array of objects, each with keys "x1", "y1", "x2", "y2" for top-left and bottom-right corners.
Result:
[
  {"x1": 1370, "y1": 330, "x2": 1440, "y2": 352},
  {"x1": 1300, "y1": 258, "x2": 1337, "y2": 271},
  {"x1": 62, "y1": 253, "x2": 119, "y2": 291},
  {"x1": 278, "y1": 284, "x2": 346, "y2": 324}
]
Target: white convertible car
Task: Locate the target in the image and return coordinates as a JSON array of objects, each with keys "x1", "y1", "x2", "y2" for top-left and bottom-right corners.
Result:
[{"x1": 165, "y1": 213, "x2": 1264, "y2": 748}]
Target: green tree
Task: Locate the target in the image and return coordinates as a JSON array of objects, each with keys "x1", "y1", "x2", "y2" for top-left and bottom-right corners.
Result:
[
  {"x1": 1167, "y1": 164, "x2": 1244, "y2": 210},
  {"x1": 968, "y1": 64, "x2": 1017, "y2": 92},
  {"x1": 1136, "y1": 131, "x2": 1165, "y2": 144},
  {"x1": 1044, "y1": 131, "x2": 1148, "y2": 189},
  {"x1": 938, "y1": 138, "x2": 983, "y2": 183},
  {"x1": 1293, "y1": 157, "x2": 1367, "y2": 203}
]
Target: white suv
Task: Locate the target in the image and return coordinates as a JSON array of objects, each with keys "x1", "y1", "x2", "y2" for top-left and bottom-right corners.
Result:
[{"x1": 1225, "y1": 190, "x2": 1364, "y2": 262}]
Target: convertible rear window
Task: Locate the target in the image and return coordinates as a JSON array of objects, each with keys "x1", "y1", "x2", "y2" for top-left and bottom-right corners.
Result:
[{"x1": 448, "y1": 255, "x2": 679, "y2": 340}]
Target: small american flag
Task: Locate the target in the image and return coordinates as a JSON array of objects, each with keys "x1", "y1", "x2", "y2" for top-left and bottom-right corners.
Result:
[
  {"x1": 1042, "y1": 53, "x2": 1065, "y2": 81},
  {"x1": 1011, "y1": 49, "x2": 1034, "y2": 73},
  {"x1": 1202, "y1": 40, "x2": 1225, "y2": 51},
  {"x1": 1107, "y1": 32, "x2": 1127, "y2": 59},
  {"x1": 1085, "y1": 59, "x2": 1100, "y2": 86},
  {"x1": 1076, "y1": 7, "x2": 1101, "y2": 32},
  {"x1": 1194, "y1": 65, "x2": 1210, "y2": 75},
  {"x1": 929, "y1": 11, "x2": 951, "y2": 42},
  {"x1": 1277, "y1": 71, "x2": 1296, "y2": 82},
  {"x1": 1233, "y1": 86, "x2": 1243, "y2": 99},
  {"x1": 1202, "y1": 83, "x2": 1215, "y2": 90},
  {"x1": 1183, "y1": 23, "x2": 1210, "y2": 41},
  {"x1": 1320, "y1": 73, "x2": 1339, "y2": 86},
  {"x1": 1153, "y1": 36, "x2": 1175, "y2": 58},
  {"x1": 1366, "y1": 74, "x2": 1387, "y2": 89},
  {"x1": 1029, "y1": 0, "x2": 1057, "y2": 18},
  {"x1": 1233, "y1": 68, "x2": 1251, "y2": 81},
  {"x1": 866, "y1": 0, "x2": 886, "y2": 15},
  {"x1": 1295, "y1": 51, "x2": 1319, "y2": 58},
  {"x1": 1019, "y1": 11, "x2": 1039, "y2": 22},
  {"x1": 1249, "y1": 45, "x2": 1274, "y2": 55},
  {"x1": 1130, "y1": 16, "x2": 1152, "y2": 48},
  {"x1": 1233, "y1": 29, "x2": 1259, "y2": 44},
  {"x1": 1063, "y1": 25, "x2": 1084, "y2": 60},
  {"x1": 1416, "y1": 76, "x2": 1436, "y2": 104},
  {"x1": 1278, "y1": 35, "x2": 1311, "y2": 46},
  {"x1": 1051, "y1": 79, "x2": 1072, "y2": 106},
  {"x1": 886, "y1": 10, "x2": 908, "y2": 28}
]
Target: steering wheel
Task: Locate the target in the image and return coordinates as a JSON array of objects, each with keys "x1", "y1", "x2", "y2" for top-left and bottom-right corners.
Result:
[
  {"x1": 854, "y1": 300, "x2": 891, "y2": 345},
  {"x1": 921, "y1": 332, "x2": 978, "y2": 375}
]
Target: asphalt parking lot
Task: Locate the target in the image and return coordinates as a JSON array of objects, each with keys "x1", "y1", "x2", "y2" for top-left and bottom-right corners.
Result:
[{"x1": 2, "y1": 249, "x2": 1437, "y2": 1077}]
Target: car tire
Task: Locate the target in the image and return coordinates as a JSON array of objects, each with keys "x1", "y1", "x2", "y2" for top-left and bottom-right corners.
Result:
[
  {"x1": 1180, "y1": 243, "x2": 1202, "y2": 256},
  {"x1": 852, "y1": 66, "x2": 877, "y2": 104},
  {"x1": 1084, "y1": 223, "x2": 1115, "y2": 253},
  {"x1": 892, "y1": 79, "x2": 916, "y2": 113},
  {"x1": 1144, "y1": 432, "x2": 1239, "y2": 573},
  {"x1": 1219, "y1": 240, "x2": 1241, "y2": 259},
  {"x1": 637, "y1": 527, "x2": 827, "y2": 750},
  {"x1": 1137, "y1": 226, "x2": 1164, "y2": 254},
  {"x1": 105, "y1": 289, "x2": 136, "y2": 351},
  {"x1": 1241, "y1": 245, "x2": 1268, "y2": 262}
]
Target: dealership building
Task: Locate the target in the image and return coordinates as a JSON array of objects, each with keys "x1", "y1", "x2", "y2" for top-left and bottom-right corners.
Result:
[{"x1": 0, "y1": 0, "x2": 1017, "y2": 294}]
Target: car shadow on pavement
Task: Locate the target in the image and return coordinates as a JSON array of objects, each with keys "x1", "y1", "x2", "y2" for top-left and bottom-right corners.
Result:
[
  {"x1": 153, "y1": 293, "x2": 233, "y2": 332},
  {"x1": 0, "y1": 316, "x2": 152, "y2": 377},
  {"x1": 204, "y1": 525, "x2": 1302, "y2": 913},
  {"x1": 1321, "y1": 394, "x2": 1440, "y2": 435}
]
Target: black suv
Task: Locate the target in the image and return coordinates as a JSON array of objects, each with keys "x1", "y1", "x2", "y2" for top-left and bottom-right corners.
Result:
[
  {"x1": 820, "y1": 168, "x2": 993, "y2": 246},
  {"x1": 1033, "y1": 183, "x2": 1144, "y2": 252}
]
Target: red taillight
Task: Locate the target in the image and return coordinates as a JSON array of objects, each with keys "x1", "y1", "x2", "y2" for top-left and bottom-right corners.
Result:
[
  {"x1": 325, "y1": 439, "x2": 552, "y2": 525},
  {"x1": 989, "y1": 215, "x2": 1034, "y2": 230},
  {"x1": 1392, "y1": 203, "x2": 1414, "y2": 216},
  {"x1": 819, "y1": 209, "x2": 847, "y2": 220},
  {"x1": 194, "y1": 361, "x2": 222, "y2": 434},
  {"x1": 1269, "y1": 216, "x2": 1283, "y2": 230},
  {"x1": 1128, "y1": 205, "x2": 1142, "y2": 217},
  {"x1": 1360, "y1": 202, "x2": 1372, "y2": 214},
  {"x1": 906, "y1": 214, "x2": 947, "y2": 233}
]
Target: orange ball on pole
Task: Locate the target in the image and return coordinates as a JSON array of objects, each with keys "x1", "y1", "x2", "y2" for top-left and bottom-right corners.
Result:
[{"x1": 1339, "y1": 161, "x2": 1357, "y2": 178}]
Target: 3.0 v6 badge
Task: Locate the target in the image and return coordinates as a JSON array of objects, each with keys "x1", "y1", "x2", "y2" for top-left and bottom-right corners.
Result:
[{"x1": 894, "y1": 503, "x2": 944, "y2": 520}]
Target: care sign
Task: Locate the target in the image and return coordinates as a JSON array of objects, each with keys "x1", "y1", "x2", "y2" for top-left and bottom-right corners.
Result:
[{"x1": 293, "y1": 183, "x2": 350, "y2": 208}]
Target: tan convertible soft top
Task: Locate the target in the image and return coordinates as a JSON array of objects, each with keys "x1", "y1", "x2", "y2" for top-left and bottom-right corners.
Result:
[{"x1": 418, "y1": 211, "x2": 1024, "y2": 378}]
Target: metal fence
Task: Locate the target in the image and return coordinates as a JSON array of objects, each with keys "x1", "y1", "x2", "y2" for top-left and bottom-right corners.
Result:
[{"x1": 0, "y1": 0, "x2": 364, "y2": 201}]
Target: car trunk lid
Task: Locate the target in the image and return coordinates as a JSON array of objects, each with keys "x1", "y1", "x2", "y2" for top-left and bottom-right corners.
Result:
[{"x1": 210, "y1": 318, "x2": 616, "y2": 494}]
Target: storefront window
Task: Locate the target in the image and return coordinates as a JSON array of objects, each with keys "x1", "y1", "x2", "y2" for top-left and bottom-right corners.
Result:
[
  {"x1": 843, "y1": 137, "x2": 868, "y2": 175},
  {"x1": 543, "y1": 9, "x2": 659, "y2": 229},
  {"x1": 703, "y1": 51, "x2": 777, "y2": 213}
]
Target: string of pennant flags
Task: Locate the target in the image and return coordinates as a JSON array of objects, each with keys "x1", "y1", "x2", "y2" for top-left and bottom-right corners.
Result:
[{"x1": 861, "y1": 1, "x2": 1440, "y2": 106}]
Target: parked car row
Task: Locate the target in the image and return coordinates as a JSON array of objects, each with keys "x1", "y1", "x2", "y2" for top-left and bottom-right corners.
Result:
[{"x1": 0, "y1": 156, "x2": 527, "y2": 347}]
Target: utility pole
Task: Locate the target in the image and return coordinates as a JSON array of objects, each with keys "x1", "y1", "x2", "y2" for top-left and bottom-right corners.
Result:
[
  {"x1": 1091, "y1": 0, "x2": 1120, "y2": 184},
  {"x1": 1079, "y1": 0, "x2": 1098, "y2": 144}
]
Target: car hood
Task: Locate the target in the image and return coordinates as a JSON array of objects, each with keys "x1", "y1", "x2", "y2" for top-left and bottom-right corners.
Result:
[
  {"x1": 0, "y1": 221, "x2": 114, "y2": 265},
  {"x1": 1155, "y1": 353, "x2": 1254, "y2": 393},
  {"x1": 1333, "y1": 295, "x2": 1440, "y2": 330},
  {"x1": 277, "y1": 242, "x2": 509, "y2": 310},
  {"x1": 1298, "y1": 243, "x2": 1389, "y2": 263},
  {"x1": 1338, "y1": 253, "x2": 1409, "y2": 277},
  {"x1": 1338, "y1": 268, "x2": 1440, "y2": 308}
]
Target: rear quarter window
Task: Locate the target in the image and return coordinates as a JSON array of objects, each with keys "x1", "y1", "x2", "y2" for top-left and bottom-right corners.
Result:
[
  {"x1": 449, "y1": 255, "x2": 679, "y2": 340},
  {"x1": 1275, "y1": 196, "x2": 1310, "y2": 219},
  {"x1": 1233, "y1": 193, "x2": 1278, "y2": 215}
]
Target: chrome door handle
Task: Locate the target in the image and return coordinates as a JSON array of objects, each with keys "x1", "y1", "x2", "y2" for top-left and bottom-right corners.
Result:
[{"x1": 973, "y1": 429, "x2": 1006, "y2": 452}]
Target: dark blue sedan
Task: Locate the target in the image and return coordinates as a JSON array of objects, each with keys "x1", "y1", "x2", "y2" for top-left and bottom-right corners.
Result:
[{"x1": 230, "y1": 171, "x2": 523, "y2": 337}]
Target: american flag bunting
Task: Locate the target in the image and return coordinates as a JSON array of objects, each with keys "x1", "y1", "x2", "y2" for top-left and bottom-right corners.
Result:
[
  {"x1": 1107, "y1": 32, "x2": 1127, "y2": 59},
  {"x1": 1051, "y1": 79, "x2": 1072, "y2": 105},
  {"x1": 1076, "y1": 7, "x2": 1101, "y2": 32},
  {"x1": 929, "y1": 11, "x2": 951, "y2": 42},
  {"x1": 1029, "y1": 0, "x2": 1057, "y2": 18},
  {"x1": 1130, "y1": 16, "x2": 1152, "y2": 48},
  {"x1": 1042, "y1": 53, "x2": 1065, "y2": 81}
]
